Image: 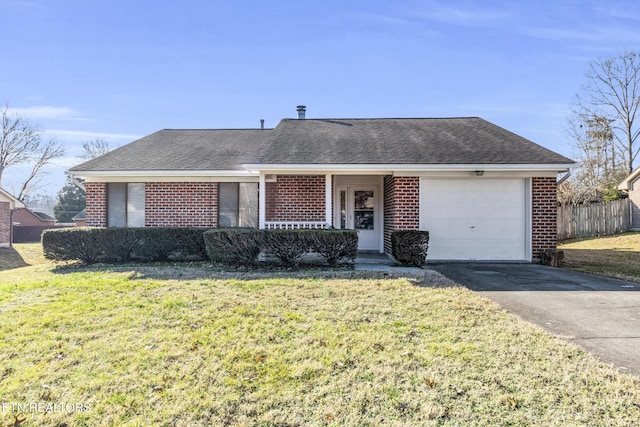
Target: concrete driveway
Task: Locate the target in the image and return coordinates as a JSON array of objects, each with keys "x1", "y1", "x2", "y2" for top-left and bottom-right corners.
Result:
[{"x1": 429, "y1": 263, "x2": 640, "y2": 376}]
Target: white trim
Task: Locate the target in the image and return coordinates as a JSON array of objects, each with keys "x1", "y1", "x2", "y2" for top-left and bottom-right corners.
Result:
[
  {"x1": 259, "y1": 173, "x2": 266, "y2": 229},
  {"x1": 243, "y1": 163, "x2": 575, "y2": 173},
  {"x1": 71, "y1": 169, "x2": 258, "y2": 178},
  {"x1": 525, "y1": 178, "x2": 533, "y2": 261},
  {"x1": 325, "y1": 174, "x2": 332, "y2": 226},
  {"x1": 0, "y1": 188, "x2": 25, "y2": 209},
  {"x1": 82, "y1": 176, "x2": 260, "y2": 183}
]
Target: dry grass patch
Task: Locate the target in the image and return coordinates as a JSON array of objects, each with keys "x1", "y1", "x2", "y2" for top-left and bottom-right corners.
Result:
[
  {"x1": 559, "y1": 232, "x2": 640, "y2": 281},
  {"x1": 1, "y1": 261, "x2": 639, "y2": 426}
]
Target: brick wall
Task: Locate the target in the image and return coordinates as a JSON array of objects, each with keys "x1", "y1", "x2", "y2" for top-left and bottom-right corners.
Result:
[
  {"x1": 265, "y1": 175, "x2": 326, "y2": 222},
  {"x1": 145, "y1": 182, "x2": 218, "y2": 227},
  {"x1": 383, "y1": 176, "x2": 420, "y2": 254},
  {"x1": 85, "y1": 182, "x2": 107, "y2": 226},
  {"x1": 0, "y1": 202, "x2": 10, "y2": 246},
  {"x1": 630, "y1": 180, "x2": 640, "y2": 229},
  {"x1": 532, "y1": 177, "x2": 558, "y2": 257}
]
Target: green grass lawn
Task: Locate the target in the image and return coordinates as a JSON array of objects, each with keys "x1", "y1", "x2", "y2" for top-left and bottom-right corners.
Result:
[
  {"x1": 558, "y1": 232, "x2": 640, "y2": 282},
  {"x1": 1, "y1": 245, "x2": 639, "y2": 426}
]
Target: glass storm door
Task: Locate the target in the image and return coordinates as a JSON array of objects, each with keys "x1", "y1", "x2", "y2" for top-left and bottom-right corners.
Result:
[{"x1": 336, "y1": 186, "x2": 379, "y2": 251}]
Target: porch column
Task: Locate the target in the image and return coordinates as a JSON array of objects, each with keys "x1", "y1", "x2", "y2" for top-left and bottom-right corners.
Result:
[
  {"x1": 325, "y1": 174, "x2": 332, "y2": 226},
  {"x1": 259, "y1": 173, "x2": 266, "y2": 229}
]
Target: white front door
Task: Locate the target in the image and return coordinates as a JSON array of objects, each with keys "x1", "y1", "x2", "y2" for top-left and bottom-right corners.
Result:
[{"x1": 336, "y1": 185, "x2": 380, "y2": 251}]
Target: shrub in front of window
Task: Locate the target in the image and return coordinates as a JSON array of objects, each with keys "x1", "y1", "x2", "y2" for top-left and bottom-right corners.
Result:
[
  {"x1": 43, "y1": 227, "x2": 210, "y2": 264},
  {"x1": 306, "y1": 229, "x2": 358, "y2": 267},
  {"x1": 42, "y1": 228, "x2": 106, "y2": 264},
  {"x1": 203, "y1": 228, "x2": 263, "y2": 266},
  {"x1": 391, "y1": 230, "x2": 430, "y2": 267}
]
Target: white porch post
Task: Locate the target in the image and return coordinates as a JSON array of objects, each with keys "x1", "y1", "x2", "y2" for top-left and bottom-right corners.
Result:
[
  {"x1": 325, "y1": 173, "x2": 332, "y2": 226},
  {"x1": 259, "y1": 173, "x2": 266, "y2": 229}
]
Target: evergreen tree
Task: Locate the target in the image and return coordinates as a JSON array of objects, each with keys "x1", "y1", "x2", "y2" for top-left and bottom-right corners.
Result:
[{"x1": 53, "y1": 178, "x2": 86, "y2": 222}]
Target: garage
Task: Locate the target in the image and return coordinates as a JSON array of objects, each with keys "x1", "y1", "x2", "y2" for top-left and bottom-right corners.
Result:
[{"x1": 419, "y1": 178, "x2": 528, "y2": 261}]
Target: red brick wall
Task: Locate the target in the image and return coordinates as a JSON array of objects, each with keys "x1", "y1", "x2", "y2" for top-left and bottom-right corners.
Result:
[
  {"x1": 145, "y1": 182, "x2": 218, "y2": 227},
  {"x1": 383, "y1": 176, "x2": 420, "y2": 254},
  {"x1": 85, "y1": 182, "x2": 107, "y2": 226},
  {"x1": 0, "y1": 202, "x2": 10, "y2": 245},
  {"x1": 532, "y1": 177, "x2": 557, "y2": 257},
  {"x1": 12, "y1": 208, "x2": 54, "y2": 226},
  {"x1": 265, "y1": 175, "x2": 326, "y2": 222}
]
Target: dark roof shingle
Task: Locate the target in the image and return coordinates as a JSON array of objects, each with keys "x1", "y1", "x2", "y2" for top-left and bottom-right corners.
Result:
[{"x1": 70, "y1": 117, "x2": 573, "y2": 172}]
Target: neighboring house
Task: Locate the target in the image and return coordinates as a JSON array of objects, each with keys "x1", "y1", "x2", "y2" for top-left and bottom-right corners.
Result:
[
  {"x1": 69, "y1": 108, "x2": 575, "y2": 261},
  {"x1": 72, "y1": 209, "x2": 87, "y2": 227},
  {"x1": 0, "y1": 187, "x2": 25, "y2": 247},
  {"x1": 12, "y1": 208, "x2": 56, "y2": 226},
  {"x1": 618, "y1": 168, "x2": 640, "y2": 230}
]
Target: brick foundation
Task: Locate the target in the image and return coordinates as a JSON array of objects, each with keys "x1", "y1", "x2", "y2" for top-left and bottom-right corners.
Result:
[
  {"x1": 532, "y1": 177, "x2": 558, "y2": 258},
  {"x1": 383, "y1": 176, "x2": 420, "y2": 254},
  {"x1": 265, "y1": 175, "x2": 326, "y2": 222}
]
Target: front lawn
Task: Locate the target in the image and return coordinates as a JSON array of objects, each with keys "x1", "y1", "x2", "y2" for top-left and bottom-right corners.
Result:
[
  {"x1": 558, "y1": 232, "x2": 640, "y2": 282},
  {"x1": 0, "y1": 246, "x2": 639, "y2": 426}
]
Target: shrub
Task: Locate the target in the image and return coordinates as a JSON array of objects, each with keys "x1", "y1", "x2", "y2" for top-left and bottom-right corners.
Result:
[
  {"x1": 307, "y1": 229, "x2": 358, "y2": 267},
  {"x1": 260, "y1": 229, "x2": 311, "y2": 267},
  {"x1": 42, "y1": 228, "x2": 105, "y2": 264},
  {"x1": 43, "y1": 227, "x2": 210, "y2": 264},
  {"x1": 391, "y1": 230, "x2": 429, "y2": 266},
  {"x1": 203, "y1": 228, "x2": 263, "y2": 266}
]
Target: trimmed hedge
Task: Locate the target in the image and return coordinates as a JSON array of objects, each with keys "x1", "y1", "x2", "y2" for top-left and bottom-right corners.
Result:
[
  {"x1": 202, "y1": 228, "x2": 263, "y2": 266},
  {"x1": 391, "y1": 230, "x2": 429, "y2": 266},
  {"x1": 42, "y1": 227, "x2": 210, "y2": 264},
  {"x1": 307, "y1": 229, "x2": 358, "y2": 267},
  {"x1": 203, "y1": 228, "x2": 358, "y2": 267},
  {"x1": 42, "y1": 227, "x2": 359, "y2": 267}
]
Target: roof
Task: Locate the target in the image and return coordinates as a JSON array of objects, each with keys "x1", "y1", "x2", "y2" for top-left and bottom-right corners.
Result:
[
  {"x1": 69, "y1": 117, "x2": 574, "y2": 173},
  {"x1": 72, "y1": 209, "x2": 86, "y2": 221},
  {"x1": 71, "y1": 129, "x2": 271, "y2": 172},
  {"x1": 619, "y1": 166, "x2": 640, "y2": 190},
  {"x1": 0, "y1": 187, "x2": 25, "y2": 209},
  {"x1": 32, "y1": 211, "x2": 55, "y2": 221}
]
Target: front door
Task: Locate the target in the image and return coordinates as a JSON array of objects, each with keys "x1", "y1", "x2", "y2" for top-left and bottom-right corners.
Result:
[{"x1": 336, "y1": 186, "x2": 380, "y2": 251}]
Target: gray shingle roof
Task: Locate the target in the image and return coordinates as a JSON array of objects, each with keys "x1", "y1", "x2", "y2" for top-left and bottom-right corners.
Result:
[
  {"x1": 71, "y1": 129, "x2": 271, "y2": 171},
  {"x1": 70, "y1": 117, "x2": 573, "y2": 172}
]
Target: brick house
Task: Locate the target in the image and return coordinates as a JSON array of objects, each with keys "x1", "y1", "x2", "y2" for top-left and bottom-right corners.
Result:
[
  {"x1": 0, "y1": 187, "x2": 25, "y2": 247},
  {"x1": 12, "y1": 208, "x2": 56, "y2": 226},
  {"x1": 69, "y1": 109, "x2": 574, "y2": 261},
  {"x1": 618, "y1": 168, "x2": 640, "y2": 230}
]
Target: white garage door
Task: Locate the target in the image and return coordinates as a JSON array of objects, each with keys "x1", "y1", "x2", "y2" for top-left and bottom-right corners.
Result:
[{"x1": 420, "y1": 178, "x2": 528, "y2": 261}]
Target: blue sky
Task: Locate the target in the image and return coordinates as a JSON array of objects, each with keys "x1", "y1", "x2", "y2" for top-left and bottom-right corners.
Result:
[{"x1": 2, "y1": 0, "x2": 640, "y2": 197}]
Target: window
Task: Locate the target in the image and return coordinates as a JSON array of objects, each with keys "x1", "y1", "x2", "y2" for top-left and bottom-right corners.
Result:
[
  {"x1": 107, "y1": 183, "x2": 145, "y2": 227},
  {"x1": 218, "y1": 182, "x2": 258, "y2": 227}
]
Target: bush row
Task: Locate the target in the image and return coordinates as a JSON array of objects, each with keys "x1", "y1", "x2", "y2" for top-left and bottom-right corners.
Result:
[
  {"x1": 42, "y1": 227, "x2": 359, "y2": 267},
  {"x1": 391, "y1": 230, "x2": 430, "y2": 266},
  {"x1": 203, "y1": 228, "x2": 359, "y2": 267},
  {"x1": 42, "y1": 227, "x2": 209, "y2": 264}
]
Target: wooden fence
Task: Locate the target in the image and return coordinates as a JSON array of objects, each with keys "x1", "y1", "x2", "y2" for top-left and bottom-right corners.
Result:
[{"x1": 557, "y1": 198, "x2": 631, "y2": 240}]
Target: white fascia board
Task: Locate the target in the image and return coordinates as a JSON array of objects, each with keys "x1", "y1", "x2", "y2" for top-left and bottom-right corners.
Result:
[
  {"x1": 69, "y1": 170, "x2": 259, "y2": 183},
  {"x1": 243, "y1": 163, "x2": 575, "y2": 174}
]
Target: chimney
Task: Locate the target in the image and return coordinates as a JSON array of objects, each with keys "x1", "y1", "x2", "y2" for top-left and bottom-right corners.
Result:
[
  {"x1": 296, "y1": 105, "x2": 306, "y2": 119},
  {"x1": 260, "y1": 119, "x2": 265, "y2": 129}
]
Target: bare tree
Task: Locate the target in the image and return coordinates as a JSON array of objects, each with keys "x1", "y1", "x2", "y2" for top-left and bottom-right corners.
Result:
[
  {"x1": 0, "y1": 105, "x2": 65, "y2": 199},
  {"x1": 561, "y1": 113, "x2": 627, "y2": 205},
  {"x1": 79, "y1": 138, "x2": 110, "y2": 160},
  {"x1": 577, "y1": 51, "x2": 640, "y2": 173}
]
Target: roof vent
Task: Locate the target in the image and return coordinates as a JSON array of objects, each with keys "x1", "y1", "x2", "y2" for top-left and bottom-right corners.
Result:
[
  {"x1": 296, "y1": 105, "x2": 306, "y2": 119},
  {"x1": 260, "y1": 119, "x2": 265, "y2": 129}
]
